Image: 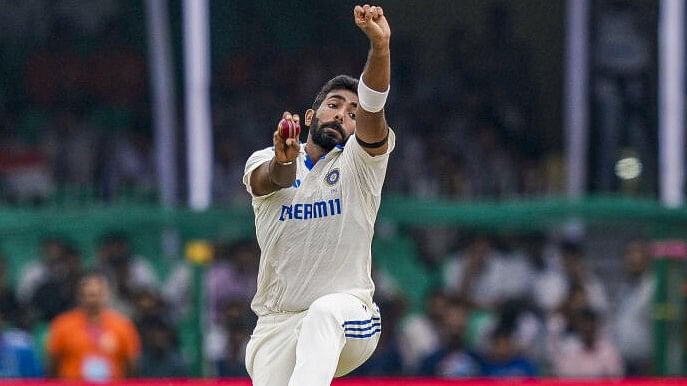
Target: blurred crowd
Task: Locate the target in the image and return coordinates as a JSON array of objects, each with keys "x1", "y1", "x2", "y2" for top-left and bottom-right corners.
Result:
[
  {"x1": 0, "y1": 0, "x2": 659, "y2": 204},
  {"x1": 0, "y1": 230, "x2": 656, "y2": 380},
  {"x1": 356, "y1": 233, "x2": 655, "y2": 378},
  {"x1": 0, "y1": 1, "x2": 570, "y2": 207},
  {"x1": 0, "y1": 233, "x2": 188, "y2": 379},
  {"x1": 0, "y1": 0, "x2": 664, "y2": 381}
]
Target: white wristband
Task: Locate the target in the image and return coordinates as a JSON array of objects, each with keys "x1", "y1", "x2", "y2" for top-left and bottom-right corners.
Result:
[{"x1": 357, "y1": 76, "x2": 389, "y2": 113}]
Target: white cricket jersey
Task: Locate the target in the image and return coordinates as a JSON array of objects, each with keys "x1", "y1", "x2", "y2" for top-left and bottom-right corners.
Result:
[{"x1": 243, "y1": 130, "x2": 395, "y2": 316}]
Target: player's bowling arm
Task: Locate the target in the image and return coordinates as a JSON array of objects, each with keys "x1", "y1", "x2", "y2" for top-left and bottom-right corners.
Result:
[
  {"x1": 354, "y1": 5, "x2": 391, "y2": 156},
  {"x1": 250, "y1": 158, "x2": 296, "y2": 196}
]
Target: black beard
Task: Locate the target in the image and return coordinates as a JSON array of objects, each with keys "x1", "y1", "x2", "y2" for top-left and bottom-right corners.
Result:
[{"x1": 309, "y1": 118, "x2": 346, "y2": 152}]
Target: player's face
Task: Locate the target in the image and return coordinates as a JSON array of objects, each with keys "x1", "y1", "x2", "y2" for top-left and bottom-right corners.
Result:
[{"x1": 307, "y1": 89, "x2": 358, "y2": 151}]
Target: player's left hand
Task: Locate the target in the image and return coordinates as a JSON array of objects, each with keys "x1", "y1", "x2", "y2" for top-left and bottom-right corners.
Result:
[{"x1": 354, "y1": 5, "x2": 390, "y2": 49}]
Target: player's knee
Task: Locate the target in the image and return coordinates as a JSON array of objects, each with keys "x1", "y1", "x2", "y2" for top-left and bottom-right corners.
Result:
[{"x1": 306, "y1": 294, "x2": 343, "y2": 323}]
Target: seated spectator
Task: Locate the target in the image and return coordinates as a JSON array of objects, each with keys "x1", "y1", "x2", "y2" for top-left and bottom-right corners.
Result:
[
  {"x1": 137, "y1": 317, "x2": 187, "y2": 378},
  {"x1": 443, "y1": 235, "x2": 531, "y2": 310},
  {"x1": 162, "y1": 259, "x2": 192, "y2": 322},
  {"x1": 487, "y1": 298, "x2": 546, "y2": 365},
  {"x1": 205, "y1": 300, "x2": 253, "y2": 377},
  {"x1": 96, "y1": 232, "x2": 157, "y2": 316},
  {"x1": 0, "y1": 311, "x2": 42, "y2": 378},
  {"x1": 132, "y1": 288, "x2": 170, "y2": 328},
  {"x1": 206, "y1": 239, "x2": 259, "y2": 322},
  {"x1": 548, "y1": 307, "x2": 623, "y2": 378},
  {"x1": 611, "y1": 239, "x2": 653, "y2": 375},
  {"x1": 534, "y1": 241, "x2": 609, "y2": 315},
  {"x1": 30, "y1": 244, "x2": 83, "y2": 322},
  {"x1": 418, "y1": 297, "x2": 479, "y2": 377},
  {"x1": 16, "y1": 236, "x2": 67, "y2": 306},
  {"x1": 398, "y1": 289, "x2": 447, "y2": 372},
  {"x1": 47, "y1": 270, "x2": 140, "y2": 381},
  {"x1": 474, "y1": 324, "x2": 537, "y2": 377}
]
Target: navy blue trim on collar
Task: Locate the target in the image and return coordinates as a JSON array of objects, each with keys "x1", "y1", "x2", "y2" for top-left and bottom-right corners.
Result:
[{"x1": 304, "y1": 154, "x2": 315, "y2": 171}]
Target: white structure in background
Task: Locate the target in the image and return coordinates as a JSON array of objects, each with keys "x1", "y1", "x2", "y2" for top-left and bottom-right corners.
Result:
[
  {"x1": 183, "y1": 0, "x2": 213, "y2": 211},
  {"x1": 145, "y1": 0, "x2": 178, "y2": 207},
  {"x1": 564, "y1": 0, "x2": 590, "y2": 199},
  {"x1": 659, "y1": 0, "x2": 685, "y2": 208}
]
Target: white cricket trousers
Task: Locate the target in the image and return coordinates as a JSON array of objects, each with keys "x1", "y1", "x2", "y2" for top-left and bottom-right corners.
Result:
[{"x1": 245, "y1": 293, "x2": 381, "y2": 386}]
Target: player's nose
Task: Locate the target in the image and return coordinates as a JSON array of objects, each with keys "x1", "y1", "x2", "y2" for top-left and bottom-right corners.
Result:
[{"x1": 334, "y1": 109, "x2": 345, "y2": 123}]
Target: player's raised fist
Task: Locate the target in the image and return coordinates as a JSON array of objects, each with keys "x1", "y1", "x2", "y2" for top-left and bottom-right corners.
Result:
[{"x1": 354, "y1": 4, "x2": 390, "y2": 48}]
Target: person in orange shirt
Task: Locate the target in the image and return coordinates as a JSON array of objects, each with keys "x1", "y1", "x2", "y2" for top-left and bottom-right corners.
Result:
[{"x1": 47, "y1": 270, "x2": 141, "y2": 381}]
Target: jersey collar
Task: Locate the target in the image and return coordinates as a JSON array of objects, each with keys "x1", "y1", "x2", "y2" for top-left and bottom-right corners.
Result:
[{"x1": 302, "y1": 142, "x2": 345, "y2": 171}]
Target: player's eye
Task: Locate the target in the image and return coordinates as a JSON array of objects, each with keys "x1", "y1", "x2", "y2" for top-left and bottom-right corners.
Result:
[
  {"x1": 348, "y1": 112, "x2": 356, "y2": 120},
  {"x1": 327, "y1": 103, "x2": 337, "y2": 109}
]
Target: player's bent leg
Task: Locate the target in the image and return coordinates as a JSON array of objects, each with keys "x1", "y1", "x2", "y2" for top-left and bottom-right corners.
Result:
[
  {"x1": 335, "y1": 299, "x2": 381, "y2": 377},
  {"x1": 288, "y1": 293, "x2": 381, "y2": 386},
  {"x1": 246, "y1": 313, "x2": 301, "y2": 386}
]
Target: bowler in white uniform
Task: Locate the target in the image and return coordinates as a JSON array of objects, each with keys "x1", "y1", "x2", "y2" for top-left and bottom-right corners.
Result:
[{"x1": 242, "y1": 4, "x2": 394, "y2": 386}]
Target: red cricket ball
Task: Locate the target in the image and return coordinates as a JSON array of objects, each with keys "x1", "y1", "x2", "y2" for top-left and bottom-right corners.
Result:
[{"x1": 278, "y1": 119, "x2": 301, "y2": 139}]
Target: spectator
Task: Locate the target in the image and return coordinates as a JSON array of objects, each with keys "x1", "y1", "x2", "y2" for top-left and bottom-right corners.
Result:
[
  {"x1": 137, "y1": 317, "x2": 187, "y2": 378},
  {"x1": 162, "y1": 259, "x2": 192, "y2": 322},
  {"x1": 16, "y1": 236, "x2": 67, "y2": 305},
  {"x1": 205, "y1": 300, "x2": 253, "y2": 377},
  {"x1": 535, "y1": 241, "x2": 609, "y2": 314},
  {"x1": 474, "y1": 324, "x2": 538, "y2": 377},
  {"x1": 46, "y1": 108, "x2": 100, "y2": 188},
  {"x1": 104, "y1": 129, "x2": 155, "y2": 198},
  {"x1": 96, "y1": 232, "x2": 157, "y2": 316},
  {"x1": 31, "y1": 244, "x2": 83, "y2": 322},
  {"x1": 443, "y1": 236, "x2": 531, "y2": 309},
  {"x1": 548, "y1": 307, "x2": 623, "y2": 378},
  {"x1": 398, "y1": 289, "x2": 447, "y2": 373},
  {"x1": 487, "y1": 298, "x2": 546, "y2": 366},
  {"x1": 47, "y1": 270, "x2": 140, "y2": 381},
  {"x1": 552, "y1": 282, "x2": 596, "y2": 340},
  {"x1": 418, "y1": 297, "x2": 479, "y2": 377},
  {"x1": 205, "y1": 239, "x2": 259, "y2": 322},
  {"x1": 611, "y1": 239, "x2": 654, "y2": 375},
  {"x1": 0, "y1": 311, "x2": 42, "y2": 378},
  {"x1": 132, "y1": 288, "x2": 170, "y2": 328}
]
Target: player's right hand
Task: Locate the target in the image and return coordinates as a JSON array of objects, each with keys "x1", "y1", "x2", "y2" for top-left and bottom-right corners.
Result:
[
  {"x1": 274, "y1": 111, "x2": 301, "y2": 164},
  {"x1": 354, "y1": 5, "x2": 390, "y2": 50}
]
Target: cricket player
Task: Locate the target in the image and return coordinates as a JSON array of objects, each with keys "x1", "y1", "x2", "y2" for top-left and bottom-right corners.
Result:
[{"x1": 242, "y1": 4, "x2": 393, "y2": 386}]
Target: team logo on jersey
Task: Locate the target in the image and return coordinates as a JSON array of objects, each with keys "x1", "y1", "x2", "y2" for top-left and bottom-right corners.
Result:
[{"x1": 325, "y1": 168, "x2": 340, "y2": 186}]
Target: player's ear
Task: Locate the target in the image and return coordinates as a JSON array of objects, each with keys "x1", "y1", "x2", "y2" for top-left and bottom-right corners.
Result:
[{"x1": 304, "y1": 109, "x2": 315, "y2": 126}]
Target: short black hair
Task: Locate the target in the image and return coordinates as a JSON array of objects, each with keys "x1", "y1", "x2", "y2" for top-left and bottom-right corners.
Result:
[{"x1": 311, "y1": 75, "x2": 358, "y2": 111}]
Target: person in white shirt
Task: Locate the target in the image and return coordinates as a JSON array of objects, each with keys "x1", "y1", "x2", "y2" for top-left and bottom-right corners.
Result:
[
  {"x1": 443, "y1": 236, "x2": 531, "y2": 309},
  {"x1": 242, "y1": 5, "x2": 393, "y2": 386},
  {"x1": 611, "y1": 240, "x2": 654, "y2": 375}
]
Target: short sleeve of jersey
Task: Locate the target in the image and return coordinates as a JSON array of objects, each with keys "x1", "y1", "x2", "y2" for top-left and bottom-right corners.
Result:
[
  {"x1": 243, "y1": 147, "x2": 276, "y2": 198},
  {"x1": 342, "y1": 128, "x2": 396, "y2": 196}
]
